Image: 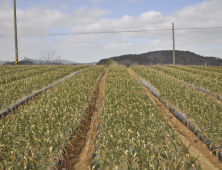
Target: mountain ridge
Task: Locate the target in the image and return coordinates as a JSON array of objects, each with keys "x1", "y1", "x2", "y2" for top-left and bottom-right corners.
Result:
[
  {"x1": 97, "y1": 50, "x2": 222, "y2": 66},
  {"x1": 2, "y1": 58, "x2": 96, "y2": 65}
]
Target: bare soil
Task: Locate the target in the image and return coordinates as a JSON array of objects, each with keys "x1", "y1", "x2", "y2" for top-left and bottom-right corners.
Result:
[
  {"x1": 57, "y1": 68, "x2": 107, "y2": 170},
  {"x1": 128, "y1": 67, "x2": 222, "y2": 170}
]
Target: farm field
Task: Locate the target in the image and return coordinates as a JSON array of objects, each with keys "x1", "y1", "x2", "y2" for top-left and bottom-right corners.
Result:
[
  {"x1": 0, "y1": 64, "x2": 222, "y2": 169},
  {"x1": 187, "y1": 66, "x2": 222, "y2": 72},
  {"x1": 0, "y1": 65, "x2": 88, "y2": 109},
  {"x1": 169, "y1": 65, "x2": 222, "y2": 82},
  {"x1": 0, "y1": 65, "x2": 66, "y2": 85},
  {"x1": 92, "y1": 65, "x2": 202, "y2": 169},
  {"x1": 0, "y1": 65, "x2": 105, "y2": 169},
  {"x1": 131, "y1": 66, "x2": 222, "y2": 149},
  {"x1": 149, "y1": 65, "x2": 222, "y2": 97},
  {"x1": 0, "y1": 65, "x2": 45, "y2": 76}
]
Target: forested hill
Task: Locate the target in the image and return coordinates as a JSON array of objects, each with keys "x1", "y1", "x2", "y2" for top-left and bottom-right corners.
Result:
[{"x1": 97, "y1": 50, "x2": 222, "y2": 66}]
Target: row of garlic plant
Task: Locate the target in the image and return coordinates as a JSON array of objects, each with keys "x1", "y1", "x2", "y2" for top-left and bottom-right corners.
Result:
[
  {"x1": 0, "y1": 65, "x2": 67, "y2": 85},
  {"x1": 169, "y1": 65, "x2": 222, "y2": 82},
  {"x1": 0, "y1": 65, "x2": 51, "y2": 78},
  {"x1": 150, "y1": 65, "x2": 222, "y2": 96},
  {"x1": 92, "y1": 65, "x2": 200, "y2": 169},
  {"x1": 131, "y1": 65, "x2": 222, "y2": 148},
  {"x1": 0, "y1": 65, "x2": 44, "y2": 76},
  {"x1": 0, "y1": 65, "x2": 88, "y2": 109},
  {"x1": 207, "y1": 66, "x2": 222, "y2": 70},
  {"x1": 188, "y1": 66, "x2": 222, "y2": 72},
  {"x1": 0, "y1": 65, "x2": 105, "y2": 169}
]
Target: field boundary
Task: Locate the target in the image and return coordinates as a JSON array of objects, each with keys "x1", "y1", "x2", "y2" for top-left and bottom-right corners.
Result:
[
  {"x1": 0, "y1": 69, "x2": 84, "y2": 118},
  {"x1": 138, "y1": 76, "x2": 222, "y2": 162}
]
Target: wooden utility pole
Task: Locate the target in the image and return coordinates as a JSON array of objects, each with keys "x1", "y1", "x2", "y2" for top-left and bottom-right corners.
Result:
[
  {"x1": 14, "y1": 0, "x2": 18, "y2": 65},
  {"x1": 172, "y1": 23, "x2": 175, "y2": 65},
  {"x1": 25, "y1": 57, "x2": 26, "y2": 71}
]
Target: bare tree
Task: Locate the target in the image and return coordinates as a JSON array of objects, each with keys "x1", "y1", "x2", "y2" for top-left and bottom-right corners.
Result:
[{"x1": 40, "y1": 48, "x2": 61, "y2": 65}]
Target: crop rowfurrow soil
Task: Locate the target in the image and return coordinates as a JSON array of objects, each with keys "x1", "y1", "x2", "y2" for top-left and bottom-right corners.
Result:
[
  {"x1": 0, "y1": 65, "x2": 67, "y2": 85},
  {"x1": 138, "y1": 75, "x2": 222, "y2": 162},
  {"x1": 131, "y1": 65, "x2": 222, "y2": 149},
  {"x1": 187, "y1": 66, "x2": 222, "y2": 73},
  {"x1": 149, "y1": 66, "x2": 222, "y2": 101},
  {"x1": 0, "y1": 69, "x2": 84, "y2": 119},
  {"x1": 0, "y1": 65, "x2": 105, "y2": 169},
  {"x1": 0, "y1": 65, "x2": 88, "y2": 109},
  {"x1": 58, "y1": 67, "x2": 107, "y2": 170},
  {"x1": 150, "y1": 65, "x2": 222, "y2": 96},
  {"x1": 92, "y1": 65, "x2": 201, "y2": 169},
  {"x1": 169, "y1": 65, "x2": 222, "y2": 82},
  {"x1": 0, "y1": 65, "x2": 44, "y2": 76}
]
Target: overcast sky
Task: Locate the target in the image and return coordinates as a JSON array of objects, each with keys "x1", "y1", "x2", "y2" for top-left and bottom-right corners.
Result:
[{"x1": 0, "y1": 0, "x2": 222, "y2": 63}]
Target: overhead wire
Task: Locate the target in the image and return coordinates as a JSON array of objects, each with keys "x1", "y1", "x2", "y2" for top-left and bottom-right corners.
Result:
[{"x1": 0, "y1": 26, "x2": 222, "y2": 37}]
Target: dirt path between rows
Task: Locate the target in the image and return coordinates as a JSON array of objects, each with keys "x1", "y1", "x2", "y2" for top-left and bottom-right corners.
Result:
[
  {"x1": 128, "y1": 67, "x2": 222, "y2": 170},
  {"x1": 58, "y1": 68, "x2": 107, "y2": 170}
]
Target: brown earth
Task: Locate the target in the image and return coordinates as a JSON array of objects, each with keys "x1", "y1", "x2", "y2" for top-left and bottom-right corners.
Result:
[
  {"x1": 128, "y1": 67, "x2": 222, "y2": 170},
  {"x1": 57, "y1": 68, "x2": 107, "y2": 170}
]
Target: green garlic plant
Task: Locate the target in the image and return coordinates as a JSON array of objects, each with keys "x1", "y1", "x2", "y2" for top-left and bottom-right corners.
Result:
[
  {"x1": 169, "y1": 65, "x2": 222, "y2": 83},
  {"x1": 0, "y1": 65, "x2": 45, "y2": 77},
  {"x1": 188, "y1": 66, "x2": 222, "y2": 72},
  {"x1": 0, "y1": 65, "x2": 88, "y2": 109},
  {"x1": 150, "y1": 65, "x2": 222, "y2": 96},
  {"x1": 0, "y1": 65, "x2": 65, "y2": 85}
]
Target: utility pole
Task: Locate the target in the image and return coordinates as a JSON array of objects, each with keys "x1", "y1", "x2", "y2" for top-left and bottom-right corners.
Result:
[
  {"x1": 188, "y1": 57, "x2": 189, "y2": 65},
  {"x1": 25, "y1": 57, "x2": 26, "y2": 71},
  {"x1": 13, "y1": 0, "x2": 18, "y2": 65},
  {"x1": 172, "y1": 23, "x2": 175, "y2": 65}
]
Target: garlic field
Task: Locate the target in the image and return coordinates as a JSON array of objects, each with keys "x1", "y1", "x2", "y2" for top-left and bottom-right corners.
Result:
[
  {"x1": 0, "y1": 65, "x2": 105, "y2": 169},
  {"x1": 149, "y1": 65, "x2": 222, "y2": 96},
  {"x1": 0, "y1": 64, "x2": 222, "y2": 169},
  {"x1": 0, "y1": 65, "x2": 88, "y2": 109},
  {"x1": 92, "y1": 65, "x2": 201, "y2": 169},
  {"x1": 131, "y1": 66, "x2": 222, "y2": 146}
]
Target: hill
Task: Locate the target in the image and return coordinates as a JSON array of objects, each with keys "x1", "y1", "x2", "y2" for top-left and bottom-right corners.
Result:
[
  {"x1": 97, "y1": 50, "x2": 222, "y2": 66},
  {"x1": 2, "y1": 58, "x2": 96, "y2": 65},
  {"x1": 0, "y1": 60, "x2": 10, "y2": 65}
]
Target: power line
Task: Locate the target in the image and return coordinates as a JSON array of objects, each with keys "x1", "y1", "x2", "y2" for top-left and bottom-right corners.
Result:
[{"x1": 0, "y1": 26, "x2": 222, "y2": 37}]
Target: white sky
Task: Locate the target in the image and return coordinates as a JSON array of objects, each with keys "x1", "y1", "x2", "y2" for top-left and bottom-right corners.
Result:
[{"x1": 0, "y1": 0, "x2": 222, "y2": 63}]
